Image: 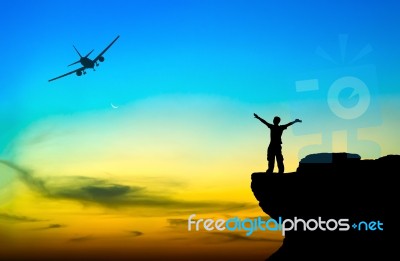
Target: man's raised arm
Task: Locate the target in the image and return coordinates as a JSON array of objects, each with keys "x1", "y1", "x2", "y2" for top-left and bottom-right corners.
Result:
[
  {"x1": 282, "y1": 119, "x2": 302, "y2": 128},
  {"x1": 254, "y1": 113, "x2": 272, "y2": 127}
]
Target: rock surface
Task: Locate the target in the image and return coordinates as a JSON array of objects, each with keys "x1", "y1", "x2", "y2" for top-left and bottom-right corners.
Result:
[{"x1": 251, "y1": 153, "x2": 394, "y2": 260}]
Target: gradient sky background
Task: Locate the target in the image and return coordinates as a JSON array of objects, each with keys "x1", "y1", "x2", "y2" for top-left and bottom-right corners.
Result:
[{"x1": 1, "y1": 1, "x2": 399, "y2": 260}]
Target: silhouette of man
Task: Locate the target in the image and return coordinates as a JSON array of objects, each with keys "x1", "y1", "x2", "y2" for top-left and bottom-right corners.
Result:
[{"x1": 254, "y1": 113, "x2": 302, "y2": 174}]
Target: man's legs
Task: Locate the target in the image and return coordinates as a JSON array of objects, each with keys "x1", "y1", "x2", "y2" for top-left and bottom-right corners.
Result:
[
  {"x1": 276, "y1": 148, "x2": 284, "y2": 174},
  {"x1": 266, "y1": 146, "x2": 275, "y2": 174}
]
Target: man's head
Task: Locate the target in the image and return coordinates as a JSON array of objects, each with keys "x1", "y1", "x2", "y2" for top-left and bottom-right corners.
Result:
[{"x1": 273, "y1": 116, "x2": 280, "y2": 125}]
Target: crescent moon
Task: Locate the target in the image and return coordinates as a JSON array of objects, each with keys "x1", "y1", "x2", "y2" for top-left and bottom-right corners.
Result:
[{"x1": 111, "y1": 103, "x2": 119, "y2": 109}]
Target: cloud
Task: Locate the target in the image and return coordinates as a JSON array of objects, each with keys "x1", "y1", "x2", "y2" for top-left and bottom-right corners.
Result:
[
  {"x1": 128, "y1": 231, "x2": 143, "y2": 237},
  {"x1": 82, "y1": 184, "x2": 132, "y2": 197},
  {"x1": 0, "y1": 212, "x2": 44, "y2": 222},
  {"x1": 40, "y1": 224, "x2": 66, "y2": 230},
  {"x1": 2, "y1": 95, "x2": 265, "y2": 217},
  {"x1": 0, "y1": 160, "x2": 256, "y2": 215},
  {"x1": 68, "y1": 235, "x2": 94, "y2": 242},
  {"x1": 0, "y1": 160, "x2": 47, "y2": 194},
  {"x1": 167, "y1": 218, "x2": 191, "y2": 228},
  {"x1": 51, "y1": 223, "x2": 64, "y2": 227},
  {"x1": 53, "y1": 181, "x2": 142, "y2": 206},
  {"x1": 31, "y1": 223, "x2": 66, "y2": 231}
]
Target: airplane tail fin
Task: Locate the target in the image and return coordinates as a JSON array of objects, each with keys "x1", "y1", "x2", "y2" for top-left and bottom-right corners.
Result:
[
  {"x1": 68, "y1": 45, "x2": 83, "y2": 66},
  {"x1": 73, "y1": 45, "x2": 82, "y2": 58}
]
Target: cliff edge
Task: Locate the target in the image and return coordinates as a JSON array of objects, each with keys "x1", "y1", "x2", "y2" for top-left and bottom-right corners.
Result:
[{"x1": 251, "y1": 152, "x2": 394, "y2": 260}]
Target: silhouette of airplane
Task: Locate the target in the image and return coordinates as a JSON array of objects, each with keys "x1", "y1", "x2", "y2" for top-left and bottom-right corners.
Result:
[{"x1": 48, "y1": 35, "x2": 120, "y2": 82}]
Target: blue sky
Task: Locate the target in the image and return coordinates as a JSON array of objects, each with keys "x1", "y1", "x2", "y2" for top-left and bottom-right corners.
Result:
[
  {"x1": 1, "y1": 0, "x2": 400, "y2": 155},
  {"x1": 0, "y1": 2, "x2": 399, "y2": 259}
]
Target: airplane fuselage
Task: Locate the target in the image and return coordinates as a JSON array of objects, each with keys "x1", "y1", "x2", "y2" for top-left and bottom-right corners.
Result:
[
  {"x1": 80, "y1": 57, "x2": 95, "y2": 69},
  {"x1": 48, "y1": 35, "x2": 119, "y2": 82}
]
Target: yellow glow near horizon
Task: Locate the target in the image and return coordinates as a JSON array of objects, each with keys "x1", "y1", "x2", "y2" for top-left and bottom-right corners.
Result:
[{"x1": 1, "y1": 94, "x2": 398, "y2": 260}]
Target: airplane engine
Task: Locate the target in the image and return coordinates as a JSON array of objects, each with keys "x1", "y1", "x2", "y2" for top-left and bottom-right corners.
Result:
[
  {"x1": 99, "y1": 56, "x2": 105, "y2": 62},
  {"x1": 76, "y1": 70, "x2": 83, "y2": 76}
]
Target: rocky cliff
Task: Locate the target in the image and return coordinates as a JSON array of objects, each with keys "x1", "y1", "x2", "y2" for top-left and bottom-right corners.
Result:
[{"x1": 251, "y1": 152, "x2": 394, "y2": 260}]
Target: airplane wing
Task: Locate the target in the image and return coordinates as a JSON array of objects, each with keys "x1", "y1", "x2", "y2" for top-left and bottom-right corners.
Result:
[
  {"x1": 93, "y1": 35, "x2": 120, "y2": 63},
  {"x1": 48, "y1": 67, "x2": 85, "y2": 82}
]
